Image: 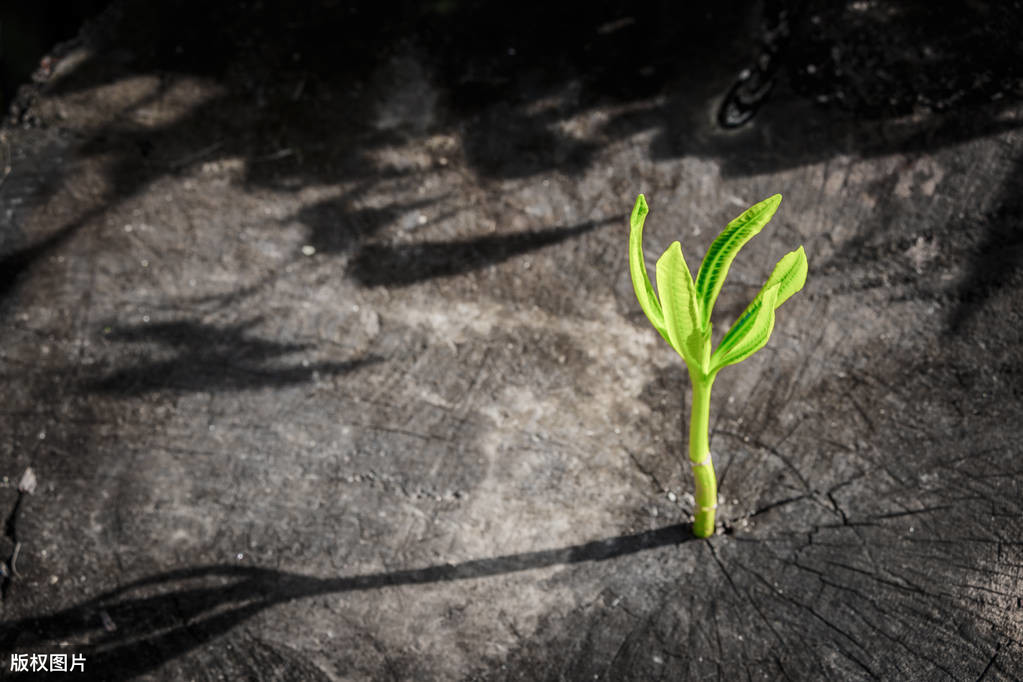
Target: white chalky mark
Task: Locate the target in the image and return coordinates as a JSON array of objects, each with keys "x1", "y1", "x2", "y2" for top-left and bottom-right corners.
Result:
[{"x1": 18, "y1": 467, "x2": 37, "y2": 494}]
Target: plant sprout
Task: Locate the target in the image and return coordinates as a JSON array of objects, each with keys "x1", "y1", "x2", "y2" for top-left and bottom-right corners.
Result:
[{"x1": 629, "y1": 193, "x2": 807, "y2": 538}]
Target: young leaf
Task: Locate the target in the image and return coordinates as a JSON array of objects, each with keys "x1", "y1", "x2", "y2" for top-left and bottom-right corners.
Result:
[
  {"x1": 629, "y1": 195, "x2": 672, "y2": 347},
  {"x1": 709, "y1": 283, "x2": 779, "y2": 374},
  {"x1": 764, "y1": 245, "x2": 808, "y2": 309},
  {"x1": 714, "y1": 245, "x2": 808, "y2": 360},
  {"x1": 694, "y1": 194, "x2": 782, "y2": 330},
  {"x1": 655, "y1": 242, "x2": 704, "y2": 368}
]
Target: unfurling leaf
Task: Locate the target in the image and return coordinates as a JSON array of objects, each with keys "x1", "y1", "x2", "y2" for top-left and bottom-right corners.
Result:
[
  {"x1": 712, "y1": 245, "x2": 808, "y2": 373},
  {"x1": 694, "y1": 194, "x2": 782, "y2": 331},
  {"x1": 710, "y1": 282, "x2": 780, "y2": 373},
  {"x1": 763, "y1": 245, "x2": 809, "y2": 309},
  {"x1": 655, "y1": 242, "x2": 704, "y2": 368},
  {"x1": 629, "y1": 194, "x2": 672, "y2": 347}
]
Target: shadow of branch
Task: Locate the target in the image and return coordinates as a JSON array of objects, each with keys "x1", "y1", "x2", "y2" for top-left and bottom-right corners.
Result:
[
  {"x1": 349, "y1": 216, "x2": 620, "y2": 287},
  {"x1": 2, "y1": 524, "x2": 693, "y2": 678},
  {"x1": 81, "y1": 318, "x2": 381, "y2": 395}
]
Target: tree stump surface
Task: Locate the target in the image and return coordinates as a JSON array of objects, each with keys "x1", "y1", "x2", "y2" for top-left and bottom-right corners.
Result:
[{"x1": 1, "y1": 1, "x2": 1021, "y2": 679}]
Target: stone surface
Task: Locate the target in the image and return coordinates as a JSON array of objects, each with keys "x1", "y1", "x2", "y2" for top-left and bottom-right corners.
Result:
[{"x1": 1, "y1": 1, "x2": 1022, "y2": 679}]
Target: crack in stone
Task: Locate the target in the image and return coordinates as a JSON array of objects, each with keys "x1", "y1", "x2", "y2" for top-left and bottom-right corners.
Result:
[
  {"x1": 737, "y1": 560, "x2": 880, "y2": 679},
  {"x1": 706, "y1": 540, "x2": 790, "y2": 675},
  {"x1": 1, "y1": 493, "x2": 26, "y2": 601},
  {"x1": 626, "y1": 449, "x2": 668, "y2": 494},
  {"x1": 1, "y1": 468, "x2": 39, "y2": 601},
  {"x1": 975, "y1": 641, "x2": 1000, "y2": 681}
]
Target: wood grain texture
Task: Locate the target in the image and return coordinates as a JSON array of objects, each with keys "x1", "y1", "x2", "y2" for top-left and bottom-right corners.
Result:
[{"x1": 1, "y1": 1, "x2": 1021, "y2": 679}]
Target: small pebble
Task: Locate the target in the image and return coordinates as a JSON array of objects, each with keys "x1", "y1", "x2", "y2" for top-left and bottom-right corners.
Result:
[{"x1": 301, "y1": 245, "x2": 316, "y2": 256}]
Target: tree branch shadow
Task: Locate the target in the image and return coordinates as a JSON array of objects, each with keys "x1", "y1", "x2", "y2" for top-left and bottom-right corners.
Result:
[
  {"x1": 348, "y1": 216, "x2": 619, "y2": 287},
  {"x1": 0, "y1": 209, "x2": 103, "y2": 304},
  {"x1": 944, "y1": 157, "x2": 1023, "y2": 337},
  {"x1": 82, "y1": 318, "x2": 381, "y2": 396},
  {"x1": 1, "y1": 523, "x2": 693, "y2": 679}
]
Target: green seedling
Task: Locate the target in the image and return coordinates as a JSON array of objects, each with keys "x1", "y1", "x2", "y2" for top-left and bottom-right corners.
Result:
[{"x1": 629, "y1": 193, "x2": 807, "y2": 538}]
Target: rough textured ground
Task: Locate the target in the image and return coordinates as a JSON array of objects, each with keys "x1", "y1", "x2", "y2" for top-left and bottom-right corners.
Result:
[{"x1": 1, "y1": 1, "x2": 1022, "y2": 679}]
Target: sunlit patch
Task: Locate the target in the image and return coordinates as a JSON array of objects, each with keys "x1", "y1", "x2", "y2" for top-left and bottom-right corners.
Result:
[{"x1": 41, "y1": 74, "x2": 224, "y2": 130}]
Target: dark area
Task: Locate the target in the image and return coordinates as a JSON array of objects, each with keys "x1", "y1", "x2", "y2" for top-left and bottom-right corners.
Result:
[
  {"x1": 10, "y1": 0, "x2": 1023, "y2": 181},
  {"x1": 946, "y1": 158, "x2": 1023, "y2": 336},
  {"x1": 2, "y1": 0, "x2": 1018, "y2": 306},
  {"x1": 0, "y1": 1, "x2": 109, "y2": 114},
  {"x1": 84, "y1": 319, "x2": 381, "y2": 395},
  {"x1": 0, "y1": 214, "x2": 87, "y2": 301},
  {"x1": 0, "y1": 490, "x2": 24, "y2": 600},
  {"x1": 348, "y1": 217, "x2": 616, "y2": 287}
]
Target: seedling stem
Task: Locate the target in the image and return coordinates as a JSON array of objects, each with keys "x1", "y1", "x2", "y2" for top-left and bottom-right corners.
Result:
[{"x1": 629, "y1": 193, "x2": 807, "y2": 538}]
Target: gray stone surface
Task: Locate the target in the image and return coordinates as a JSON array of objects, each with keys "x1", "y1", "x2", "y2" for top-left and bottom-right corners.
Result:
[{"x1": 1, "y1": 1, "x2": 1022, "y2": 679}]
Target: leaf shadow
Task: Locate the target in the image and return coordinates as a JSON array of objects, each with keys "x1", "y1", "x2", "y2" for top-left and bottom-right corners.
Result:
[
  {"x1": 83, "y1": 318, "x2": 380, "y2": 396},
  {"x1": 297, "y1": 191, "x2": 449, "y2": 255},
  {"x1": 0, "y1": 216, "x2": 84, "y2": 303},
  {"x1": 348, "y1": 216, "x2": 620, "y2": 287},
  {"x1": 944, "y1": 157, "x2": 1023, "y2": 337}
]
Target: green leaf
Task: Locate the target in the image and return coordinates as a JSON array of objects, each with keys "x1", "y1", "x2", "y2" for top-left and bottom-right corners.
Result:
[
  {"x1": 629, "y1": 194, "x2": 672, "y2": 347},
  {"x1": 709, "y1": 245, "x2": 807, "y2": 375},
  {"x1": 694, "y1": 194, "x2": 782, "y2": 330},
  {"x1": 765, "y1": 245, "x2": 808, "y2": 309},
  {"x1": 713, "y1": 245, "x2": 807, "y2": 355},
  {"x1": 709, "y1": 283, "x2": 779, "y2": 373},
  {"x1": 655, "y1": 241, "x2": 704, "y2": 368}
]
